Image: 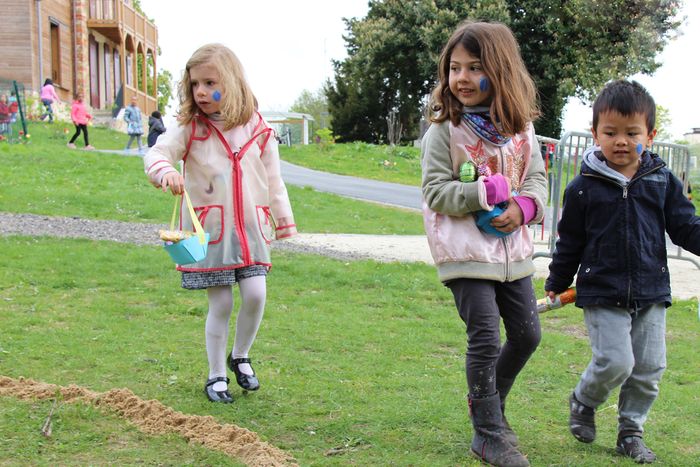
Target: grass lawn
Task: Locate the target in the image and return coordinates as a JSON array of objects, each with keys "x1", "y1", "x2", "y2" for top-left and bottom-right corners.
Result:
[
  {"x1": 18, "y1": 119, "x2": 132, "y2": 150},
  {"x1": 0, "y1": 122, "x2": 424, "y2": 235},
  {"x1": 1, "y1": 121, "x2": 698, "y2": 465},
  {"x1": 0, "y1": 237, "x2": 698, "y2": 465}
]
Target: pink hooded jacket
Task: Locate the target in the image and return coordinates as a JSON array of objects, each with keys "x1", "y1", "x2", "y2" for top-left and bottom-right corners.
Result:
[
  {"x1": 70, "y1": 100, "x2": 92, "y2": 125},
  {"x1": 40, "y1": 84, "x2": 60, "y2": 102}
]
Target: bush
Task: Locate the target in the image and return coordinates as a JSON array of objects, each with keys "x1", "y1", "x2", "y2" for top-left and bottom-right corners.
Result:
[{"x1": 315, "y1": 127, "x2": 335, "y2": 151}]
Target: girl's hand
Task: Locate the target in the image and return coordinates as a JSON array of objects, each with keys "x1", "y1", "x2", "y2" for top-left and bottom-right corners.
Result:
[
  {"x1": 490, "y1": 199, "x2": 524, "y2": 234},
  {"x1": 161, "y1": 172, "x2": 184, "y2": 195}
]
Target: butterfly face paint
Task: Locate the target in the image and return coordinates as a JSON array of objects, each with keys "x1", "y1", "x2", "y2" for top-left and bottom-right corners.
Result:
[
  {"x1": 212, "y1": 90, "x2": 221, "y2": 102},
  {"x1": 636, "y1": 143, "x2": 643, "y2": 155}
]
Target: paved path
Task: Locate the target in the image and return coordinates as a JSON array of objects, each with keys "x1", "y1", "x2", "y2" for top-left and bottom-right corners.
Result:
[
  {"x1": 2, "y1": 212, "x2": 698, "y2": 301},
  {"x1": 280, "y1": 160, "x2": 422, "y2": 210},
  {"x1": 288, "y1": 232, "x2": 700, "y2": 301},
  {"x1": 100, "y1": 149, "x2": 423, "y2": 210}
]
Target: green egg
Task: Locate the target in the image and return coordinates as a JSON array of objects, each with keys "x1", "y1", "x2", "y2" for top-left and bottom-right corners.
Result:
[{"x1": 459, "y1": 162, "x2": 477, "y2": 182}]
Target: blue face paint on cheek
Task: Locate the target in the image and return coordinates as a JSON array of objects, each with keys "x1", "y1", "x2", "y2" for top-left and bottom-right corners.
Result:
[
  {"x1": 479, "y1": 77, "x2": 489, "y2": 92},
  {"x1": 636, "y1": 143, "x2": 643, "y2": 154},
  {"x1": 212, "y1": 90, "x2": 221, "y2": 102}
]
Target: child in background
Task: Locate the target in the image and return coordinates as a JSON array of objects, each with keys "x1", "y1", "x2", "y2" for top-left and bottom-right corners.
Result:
[
  {"x1": 143, "y1": 43, "x2": 297, "y2": 404},
  {"x1": 147, "y1": 110, "x2": 166, "y2": 147},
  {"x1": 545, "y1": 80, "x2": 700, "y2": 464},
  {"x1": 40, "y1": 78, "x2": 61, "y2": 123},
  {"x1": 67, "y1": 93, "x2": 93, "y2": 150},
  {"x1": 422, "y1": 21, "x2": 547, "y2": 467},
  {"x1": 0, "y1": 95, "x2": 10, "y2": 136},
  {"x1": 124, "y1": 96, "x2": 144, "y2": 152},
  {"x1": 8, "y1": 92, "x2": 19, "y2": 124}
]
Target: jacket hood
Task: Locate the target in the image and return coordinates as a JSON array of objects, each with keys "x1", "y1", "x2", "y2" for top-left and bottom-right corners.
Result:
[{"x1": 581, "y1": 146, "x2": 665, "y2": 184}]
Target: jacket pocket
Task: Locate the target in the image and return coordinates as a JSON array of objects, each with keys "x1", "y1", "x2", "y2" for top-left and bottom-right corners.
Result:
[
  {"x1": 256, "y1": 205, "x2": 274, "y2": 244},
  {"x1": 637, "y1": 241, "x2": 670, "y2": 297},
  {"x1": 579, "y1": 241, "x2": 620, "y2": 295},
  {"x1": 423, "y1": 205, "x2": 505, "y2": 264},
  {"x1": 193, "y1": 205, "x2": 224, "y2": 244}
]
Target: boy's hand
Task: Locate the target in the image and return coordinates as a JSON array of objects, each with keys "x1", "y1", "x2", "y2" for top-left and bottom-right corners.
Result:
[
  {"x1": 161, "y1": 172, "x2": 184, "y2": 195},
  {"x1": 490, "y1": 200, "x2": 523, "y2": 234},
  {"x1": 544, "y1": 290, "x2": 557, "y2": 300}
]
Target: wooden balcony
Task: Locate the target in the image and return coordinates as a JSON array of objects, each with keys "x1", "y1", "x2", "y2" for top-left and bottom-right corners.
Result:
[{"x1": 86, "y1": 0, "x2": 157, "y2": 47}]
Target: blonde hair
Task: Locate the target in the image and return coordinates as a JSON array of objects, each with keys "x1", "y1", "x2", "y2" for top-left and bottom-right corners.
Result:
[
  {"x1": 177, "y1": 43, "x2": 256, "y2": 130},
  {"x1": 428, "y1": 21, "x2": 539, "y2": 136}
]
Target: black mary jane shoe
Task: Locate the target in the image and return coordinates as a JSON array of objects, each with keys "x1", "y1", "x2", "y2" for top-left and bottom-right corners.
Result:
[
  {"x1": 227, "y1": 356, "x2": 260, "y2": 391},
  {"x1": 204, "y1": 376, "x2": 234, "y2": 403}
]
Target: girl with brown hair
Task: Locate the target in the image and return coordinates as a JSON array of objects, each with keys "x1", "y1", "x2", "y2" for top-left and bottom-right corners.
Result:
[{"x1": 421, "y1": 21, "x2": 547, "y2": 466}]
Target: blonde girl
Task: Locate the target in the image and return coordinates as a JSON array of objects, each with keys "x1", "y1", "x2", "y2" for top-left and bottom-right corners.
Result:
[
  {"x1": 422, "y1": 21, "x2": 547, "y2": 466},
  {"x1": 144, "y1": 44, "x2": 297, "y2": 403}
]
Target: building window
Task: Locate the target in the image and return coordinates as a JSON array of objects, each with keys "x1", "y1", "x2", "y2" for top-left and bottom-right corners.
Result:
[
  {"x1": 126, "y1": 54, "x2": 133, "y2": 86},
  {"x1": 114, "y1": 49, "x2": 121, "y2": 97},
  {"x1": 104, "y1": 44, "x2": 112, "y2": 105},
  {"x1": 50, "y1": 21, "x2": 61, "y2": 85}
]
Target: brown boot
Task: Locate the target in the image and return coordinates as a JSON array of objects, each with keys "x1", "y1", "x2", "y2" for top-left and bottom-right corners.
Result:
[{"x1": 469, "y1": 393, "x2": 529, "y2": 467}]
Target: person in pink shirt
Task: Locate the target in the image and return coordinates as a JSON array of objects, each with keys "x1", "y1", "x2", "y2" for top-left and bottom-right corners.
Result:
[
  {"x1": 67, "y1": 93, "x2": 94, "y2": 150},
  {"x1": 40, "y1": 78, "x2": 61, "y2": 123}
]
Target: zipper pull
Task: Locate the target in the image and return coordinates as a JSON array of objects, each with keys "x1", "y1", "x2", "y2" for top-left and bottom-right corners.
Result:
[{"x1": 623, "y1": 186, "x2": 628, "y2": 199}]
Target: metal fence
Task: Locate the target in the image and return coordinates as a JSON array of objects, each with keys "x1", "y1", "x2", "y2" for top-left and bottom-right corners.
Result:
[{"x1": 533, "y1": 132, "x2": 699, "y2": 269}]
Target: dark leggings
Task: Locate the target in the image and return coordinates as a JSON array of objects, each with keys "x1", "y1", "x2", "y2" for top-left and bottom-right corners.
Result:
[
  {"x1": 447, "y1": 277, "x2": 541, "y2": 400},
  {"x1": 69, "y1": 124, "x2": 89, "y2": 146}
]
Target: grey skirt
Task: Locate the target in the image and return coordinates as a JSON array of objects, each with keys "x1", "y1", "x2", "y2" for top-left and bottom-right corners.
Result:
[{"x1": 181, "y1": 265, "x2": 268, "y2": 290}]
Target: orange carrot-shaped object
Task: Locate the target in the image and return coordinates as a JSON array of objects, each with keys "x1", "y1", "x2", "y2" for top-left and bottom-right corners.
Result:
[{"x1": 537, "y1": 288, "x2": 576, "y2": 313}]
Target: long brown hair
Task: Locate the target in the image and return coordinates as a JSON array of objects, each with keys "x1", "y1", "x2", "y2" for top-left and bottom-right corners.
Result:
[
  {"x1": 428, "y1": 21, "x2": 539, "y2": 136},
  {"x1": 177, "y1": 43, "x2": 256, "y2": 131}
]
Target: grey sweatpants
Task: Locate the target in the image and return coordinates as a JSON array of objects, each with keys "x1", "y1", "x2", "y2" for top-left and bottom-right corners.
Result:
[{"x1": 574, "y1": 303, "x2": 666, "y2": 436}]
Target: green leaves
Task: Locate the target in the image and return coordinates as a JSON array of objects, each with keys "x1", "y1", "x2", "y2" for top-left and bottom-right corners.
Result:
[{"x1": 327, "y1": 0, "x2": 682, "y2": 140}]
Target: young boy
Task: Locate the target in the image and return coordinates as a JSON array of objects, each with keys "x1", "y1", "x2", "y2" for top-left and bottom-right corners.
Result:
[{"x1": 545, "y1": 80, "x2": 700, "y2": 464}]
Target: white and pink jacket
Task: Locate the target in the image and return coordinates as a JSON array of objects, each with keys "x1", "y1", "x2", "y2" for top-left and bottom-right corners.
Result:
[
  {"x1": 143, "y1": 112, "x2": 297, "y2": 272},
  {"x1": 421, "y1": 120, "x2": 547, "y2": 283}
]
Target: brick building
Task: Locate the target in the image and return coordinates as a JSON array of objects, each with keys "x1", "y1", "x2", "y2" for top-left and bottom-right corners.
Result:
[{"x1": 1, "y1": 0, "x2": 159, "y2": 116}]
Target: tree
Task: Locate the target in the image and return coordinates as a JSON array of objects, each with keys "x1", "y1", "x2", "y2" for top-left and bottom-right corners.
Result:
[
  {"x1": 157, "y1": 69, "x2": 173, "y2": 113},
  {"x1": 327, "y1": 0, "x2": 682, "y2": 141},
  {"x1": 655, "y1": 105, "x2": 672, "y2": 141},
  {"x1": 290, "y1": 87, "x2": 330, "y2": 129},
  {"x1": 327, "y1": 0, "x2": 502, "y2": 143},
  {"x1": 507, "y1": 0, "x2": 682, "y2": 137}
]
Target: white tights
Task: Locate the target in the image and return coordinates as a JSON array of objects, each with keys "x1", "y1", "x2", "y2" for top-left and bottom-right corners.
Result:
[{"x1": 205, "y1": 276, "x2": 266, "y2": 390}]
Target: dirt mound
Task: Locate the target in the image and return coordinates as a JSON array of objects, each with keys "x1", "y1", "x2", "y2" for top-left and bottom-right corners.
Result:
[{"x1": 0, "y1": 376, "x2": 297, "y2": 466}]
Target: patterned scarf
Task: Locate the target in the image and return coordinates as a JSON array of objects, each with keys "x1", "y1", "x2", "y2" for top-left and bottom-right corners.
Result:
[{"x1": 462, "y1": 111, "x2": 511, "y2": 146}]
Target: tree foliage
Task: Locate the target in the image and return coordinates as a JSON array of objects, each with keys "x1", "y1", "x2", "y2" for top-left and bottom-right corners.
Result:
[
  {"x1": 290, "y1": 87, "x2": 330, "y2": 130},
  {"x1": 157, "y1": 69, "x2": 173, "y2": 113},
  {"x1": 327, "y1": 0, "x2": 683, "y2": 141},
  {"x1": 655, "y1": 104, "x2": 672, "y2": 141}
]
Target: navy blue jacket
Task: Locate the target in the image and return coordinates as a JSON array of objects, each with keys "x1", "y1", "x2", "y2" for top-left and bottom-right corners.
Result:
[
  {"x1": 147, "y1": 116, "x2": 166, "y2": 147},
  {"x1": 545, "y1": 150, "x2": 700, "y2": 309}
]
